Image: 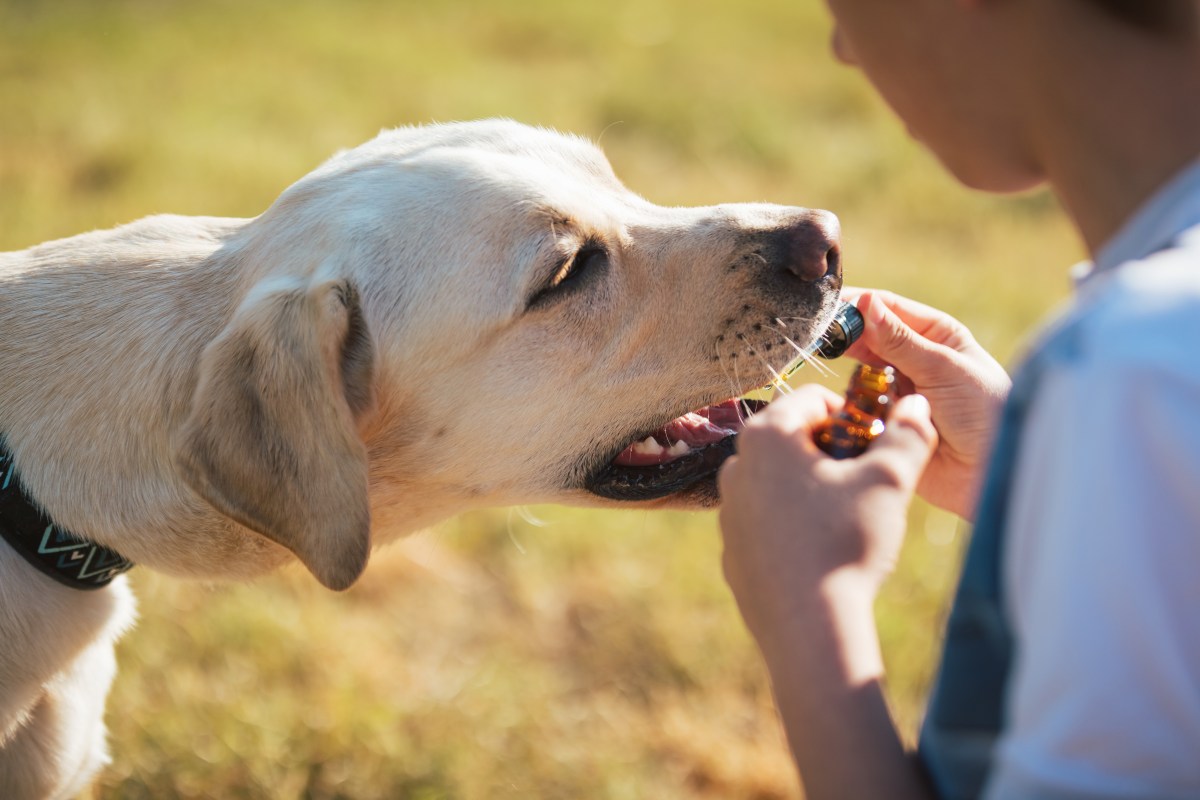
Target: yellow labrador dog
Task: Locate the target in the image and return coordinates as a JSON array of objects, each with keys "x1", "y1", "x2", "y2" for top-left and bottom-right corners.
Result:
[{"x1": 0, "y1": 119, "x2": 842, "y2": 798}]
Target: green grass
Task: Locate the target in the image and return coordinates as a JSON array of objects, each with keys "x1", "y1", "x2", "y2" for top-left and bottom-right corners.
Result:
[{"x1": 1, "y1": 0, "x2": 1080, "y2": 797}]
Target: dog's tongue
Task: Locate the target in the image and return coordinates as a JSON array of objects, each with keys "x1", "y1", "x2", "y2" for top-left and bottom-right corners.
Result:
[{"x1": 612, "y1": 400, "x2": 747, "y2": 467}]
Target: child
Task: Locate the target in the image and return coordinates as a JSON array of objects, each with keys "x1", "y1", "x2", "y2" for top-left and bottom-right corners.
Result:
[{"x1": 718, "y1": 2, "x2": 1200, "y2": 798}]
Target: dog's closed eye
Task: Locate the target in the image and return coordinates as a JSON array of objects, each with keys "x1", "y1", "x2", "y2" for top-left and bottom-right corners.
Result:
[{"x1": 529, "y1": 243, "x2": 609, "y2": 308}]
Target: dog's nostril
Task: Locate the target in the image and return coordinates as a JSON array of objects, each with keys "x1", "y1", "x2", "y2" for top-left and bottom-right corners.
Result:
[
  {"x1": 785, "y1": 211, "x2": 842, "y2": 283},
  {"x1": 826, "y1": 242, "x2": 841, "y2": 278}
]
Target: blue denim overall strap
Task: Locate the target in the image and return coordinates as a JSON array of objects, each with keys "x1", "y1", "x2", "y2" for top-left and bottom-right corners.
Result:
[{"x1": 917, "y1": 319, "x2": 1084, "y2": 800}]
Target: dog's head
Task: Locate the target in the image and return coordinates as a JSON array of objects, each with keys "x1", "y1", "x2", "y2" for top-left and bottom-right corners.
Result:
[{"x1": 176, "y1": 120, "x2": 842, "y2": 589}]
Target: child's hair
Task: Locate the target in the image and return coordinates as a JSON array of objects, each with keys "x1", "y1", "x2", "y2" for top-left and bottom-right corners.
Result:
[{"x1": 1085, "y1": 0, "x2": 1196, "y2": 35}]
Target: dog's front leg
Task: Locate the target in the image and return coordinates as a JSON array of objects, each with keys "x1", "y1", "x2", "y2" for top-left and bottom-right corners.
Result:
[
  {"x1": 0, "y1": 635, "x2": 121, "y2": 800},
  {"x1": 0, "y1": 570, "x2": 136, "y2": 800}
]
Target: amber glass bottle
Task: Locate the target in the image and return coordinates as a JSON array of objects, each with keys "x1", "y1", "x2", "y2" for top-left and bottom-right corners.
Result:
[{"x1": 814, "y1": 364, "x2": 897, "y2": 459}]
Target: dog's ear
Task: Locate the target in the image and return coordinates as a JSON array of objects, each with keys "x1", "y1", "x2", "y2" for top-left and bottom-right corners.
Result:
[{"x1": 176, "y1": 276, "x2": 376, "y2": 591}]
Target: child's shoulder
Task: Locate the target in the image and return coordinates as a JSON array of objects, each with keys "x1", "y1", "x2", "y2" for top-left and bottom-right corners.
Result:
[{"x1": 1072, "y1": 237, "x2": 1200, "y2": 368}]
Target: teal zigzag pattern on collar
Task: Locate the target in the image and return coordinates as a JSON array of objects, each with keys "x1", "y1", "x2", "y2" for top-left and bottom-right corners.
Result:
[{"x1": 0, "y1": 443, "x2": 134, "y2": 590}]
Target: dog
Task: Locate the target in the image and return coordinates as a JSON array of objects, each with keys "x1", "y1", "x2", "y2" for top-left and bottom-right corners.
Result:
[{"x1": 0, "y1": 119, "x2": 842, "y2": 798}]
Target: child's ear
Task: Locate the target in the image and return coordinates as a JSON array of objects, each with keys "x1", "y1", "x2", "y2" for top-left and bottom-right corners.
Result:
[{"x1": 175, "y1": 277, "x2": 376, "y2": 590}]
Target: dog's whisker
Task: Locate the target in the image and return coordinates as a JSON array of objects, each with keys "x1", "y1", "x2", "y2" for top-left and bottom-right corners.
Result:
[
  {"x1": 513, "y1": 505, "x2": 548, "y2": 528},
  {"x1": 802, "y1": 349, "x2": 837, "y2": 379},
  {"x1": 770, "y1": 319, "x2": 838, "y2": 376},
  {"x1": 779, "y1": 332, "x2": 837, "y2": 379},
  {"x1": 714, "y1": 344, "x2": 742, "y2": 401},
  {"x1": 781, "y1": 333, "x2": 806, "y2": 356},
  {"x1": 763, "y1": 360, "x2": 790, "y2": 394},
  {"x1": 752, "y1": 352, "x2": 795, "y2": 396},
  {"x1": 505, "y1": 508, "x2": 529, "y2": 555},
  {"x1": 732, "y1": 358, "x2": 748, "y2": 400}
]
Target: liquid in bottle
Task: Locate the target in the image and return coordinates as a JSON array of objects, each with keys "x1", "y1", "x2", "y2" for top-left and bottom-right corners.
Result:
[{"x1": 813, "y1": 364, "x2": 897, "y2": 459}]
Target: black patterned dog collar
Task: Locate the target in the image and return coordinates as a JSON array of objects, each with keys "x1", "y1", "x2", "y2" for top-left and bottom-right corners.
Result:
[{"x1": 0, "y1": 442, "x2": 134, "y2": 590}]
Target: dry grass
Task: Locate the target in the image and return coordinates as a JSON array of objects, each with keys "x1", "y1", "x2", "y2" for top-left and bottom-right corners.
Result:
[{"x1": 0, "y1": 0, "x2": 1080, "y2": 796}]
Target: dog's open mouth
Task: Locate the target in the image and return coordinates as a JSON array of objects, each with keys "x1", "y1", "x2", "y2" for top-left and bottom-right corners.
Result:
[
  {"x1": 582, "y1": 303, "x2": 860, "y2": 502},
  {"x1": 585, "y1": 398, "x2": 768, "y2": 501}
]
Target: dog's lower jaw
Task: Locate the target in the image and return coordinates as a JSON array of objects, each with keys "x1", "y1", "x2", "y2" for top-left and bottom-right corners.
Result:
[{"x1": 643, "y1": 479, "x2": 722, "y2": 508}]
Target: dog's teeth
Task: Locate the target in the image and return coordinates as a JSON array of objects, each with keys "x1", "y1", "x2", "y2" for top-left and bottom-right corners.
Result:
[
  {"x1": 631, "y1": 436, "x2": 665, "y2": 456},
  {"x1": 666, "y1": 440, "x2": 691, "y2": 458}
]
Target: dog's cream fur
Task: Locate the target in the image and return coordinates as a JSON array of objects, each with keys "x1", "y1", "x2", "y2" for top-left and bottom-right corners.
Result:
[{"x1": 0, "y1": 119, "x2": 840, "y2": 798}]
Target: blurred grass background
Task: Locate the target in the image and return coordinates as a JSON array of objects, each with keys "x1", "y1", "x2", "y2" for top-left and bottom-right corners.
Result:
[{"x1": 0, "y1": 0, "x2": 1081, "y2": 797}]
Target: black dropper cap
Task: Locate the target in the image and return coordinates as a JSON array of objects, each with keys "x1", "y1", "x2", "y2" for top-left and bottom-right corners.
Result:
[{"x1": 814, "y1": 302, "x2": 865, "y2": 359}]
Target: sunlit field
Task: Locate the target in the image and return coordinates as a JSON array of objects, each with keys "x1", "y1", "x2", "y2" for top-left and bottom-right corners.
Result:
[{"x1": 1, "y1": 0, "x2": 1081, "y2": 797}]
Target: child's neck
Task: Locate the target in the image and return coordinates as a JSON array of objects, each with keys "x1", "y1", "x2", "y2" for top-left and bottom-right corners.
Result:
[{"x1": 1021, "y1": 11, "x2": 1200, "y2": 255}]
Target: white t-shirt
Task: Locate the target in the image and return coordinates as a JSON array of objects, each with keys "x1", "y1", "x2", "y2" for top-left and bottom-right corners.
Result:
[{"x1": 985, "y1": 164, "x2": 1200, "y2": 799}]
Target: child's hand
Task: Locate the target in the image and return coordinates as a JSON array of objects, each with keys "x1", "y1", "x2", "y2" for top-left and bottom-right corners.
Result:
[
  {"x1": 718, "y1": 385, "x2": 937, "y2": 645},
  {"x1": 841, "y1": 289, "x2": 1011, "y2": 519}
]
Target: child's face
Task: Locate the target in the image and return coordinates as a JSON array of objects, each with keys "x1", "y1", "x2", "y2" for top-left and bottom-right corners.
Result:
[{"x1": 823, "y1": 0, "x2": 1044, "y2": 193}]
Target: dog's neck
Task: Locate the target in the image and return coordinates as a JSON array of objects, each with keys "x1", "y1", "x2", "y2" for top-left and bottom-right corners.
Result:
[
  {"x1": 0, "y1": 213, "x2": 500, "y2": 587},
  {"x1": 0, "y1": 441, "x2": 135, "y2": 589},
  {"x1": 0, "y1": 216, "x2": 296, "y2": 581}
]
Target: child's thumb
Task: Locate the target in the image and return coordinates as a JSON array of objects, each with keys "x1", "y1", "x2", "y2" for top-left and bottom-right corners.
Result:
[{"x1": 860, "y1": 294, "x2": 956, "y2": 386}]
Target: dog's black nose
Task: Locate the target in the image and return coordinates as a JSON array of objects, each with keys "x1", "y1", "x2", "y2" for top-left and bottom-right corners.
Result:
[{"x1": 783, "y1": 211, "x2": 841, "y2": 282}]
